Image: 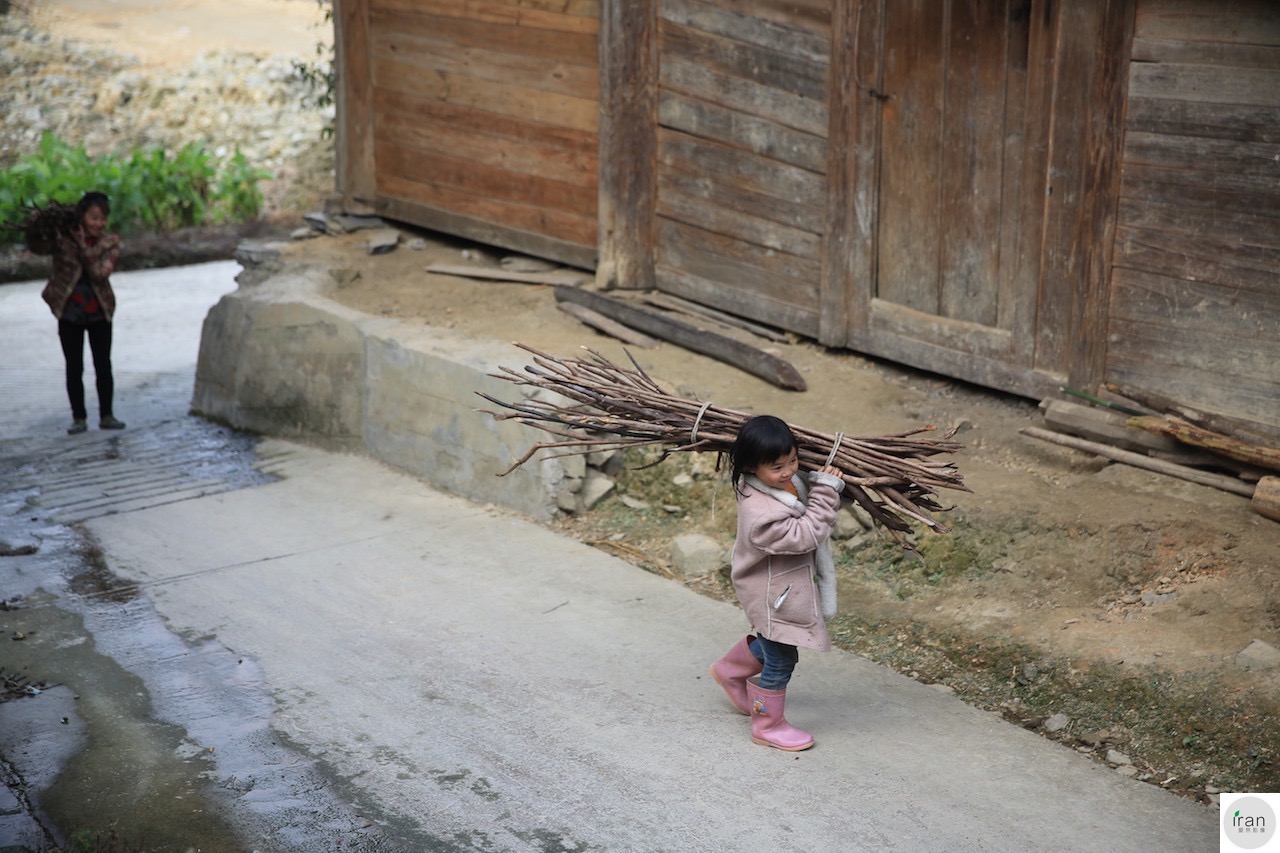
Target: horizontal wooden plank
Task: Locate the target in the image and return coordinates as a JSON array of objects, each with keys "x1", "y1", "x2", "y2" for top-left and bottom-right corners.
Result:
[
  {"x1": 375, "y1": 91, "x2": 597, "y2": 188},
  {"x1": 655, "y1": 262, "x2": 819, "y2": 337},
  {"x1": 1135, "y1": 1, "x2": 1280, "y2": 45},
  {"x1": 373, "y1": 88, "x2": 596, "y2": 154},
  {"x1": 374, "y1": 56, "x2": 599, "y2": 132},
  {"x1": 372, "y1": 0, "x2": 600, "y2": 33},
  {"x1": 1121, "y1": 162, "x2": 1280, "y2": 214},
  {"x1": 658, "y1": 129, "x2": 827, "y2": 209},
  {"x1": 685, "y1": 0, "x2": 830, "y2": 36},
  {"x1": 1116, "y1": 175, "x2": 1280, "y2": 233},
  {"x1": 660, "y1": 18, "x2": 827, "y2": 99},
  {"x1": 1128, "y1": 62, "x2": 1280, "y2": 107},
  {"x1": 659, "y1": 0, "x2": 829, "y2": 62},
  {"x1": 660, "y1": 55, "x2": 827, "y2": 136},
  {"x1": 378, "y1": 173, "x2": 598, "y2": 248},
  {"x1": 657, "y1": 157, "x2": 825, "y2": 235},
  {"x1": 1117, "y1": 194, "x2": 1280, "y2": 250},
  {"x1": 657, "y1": 90, "x2": 827, "y2": 172},
  {"x1": 847, "y1": 323, "x2": 1061, "y2": 402},
  {"x1": 1105, "y1": 273, "x2": 1279, "y2": 427},
  {"x1": 371, "y1": 8, "x2": 598, "y2": 65},
  {"x1": 1123, "y1": 131, "x2": 1280, "y2": 178},
  {"x1": 1126, "y1": 96, "x2": 1280, "y2": 144},
  {"x1": 1130, "y1": 37, "x2": 1280, "y2": 69},
  {"x1": 1115, "y1": 224, "x2": 1280, "y2": 290},
  {"x1": 372, "y1": 25, "x2": 599, "y2": 101},
  {"x1": 869, "y1": 299, "x2": 1013, "y2": 362},
  {"x1": 657, "y1": 216, "x2": 820, "y2": 287},
  {"x1": 376, "y1": 139, "x2": 595, "y2": 216},
  {"x1": 657, "y1": 173, "x2": 822, "y2": 258}
]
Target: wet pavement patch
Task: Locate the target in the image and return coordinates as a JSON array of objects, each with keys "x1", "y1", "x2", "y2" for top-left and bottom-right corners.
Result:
[{"x1": 0, "y1": 415, "x2": 397, "y2": 851}]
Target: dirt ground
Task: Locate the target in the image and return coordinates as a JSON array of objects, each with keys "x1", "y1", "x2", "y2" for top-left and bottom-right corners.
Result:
[{"x1": 28, "y1": 0, "x2": 1280, "y2": 800}]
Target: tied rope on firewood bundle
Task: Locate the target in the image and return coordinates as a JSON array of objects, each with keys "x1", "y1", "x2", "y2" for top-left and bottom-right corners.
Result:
[{"x1": 477, "y1": 345, "x2": 970, "y2": 547}]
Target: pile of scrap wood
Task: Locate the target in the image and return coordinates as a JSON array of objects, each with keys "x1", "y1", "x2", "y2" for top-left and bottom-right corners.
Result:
[{"x1": 1022, "y1": 386, "x2": 1280, "y2": 523}]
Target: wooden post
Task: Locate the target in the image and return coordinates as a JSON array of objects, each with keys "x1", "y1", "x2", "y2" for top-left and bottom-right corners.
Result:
[
  {"x1": 1059, "y1": 0, "x2": 1135, "y2": 392},
  {"x1": 596, "y1": 0, "x2": 657, "y2": 291},
  {"x1": 333, "y1": 0, "x2": 376, "y2": 215}
]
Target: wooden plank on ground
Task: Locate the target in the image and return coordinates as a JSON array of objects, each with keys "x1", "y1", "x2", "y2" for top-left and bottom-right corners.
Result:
[
  {"x1": 1040, "y1": 399, "x2": 1182, "y2": 455},
  {"x1": 554, "y1": 286, "x2": 807, "y2": 390},
  {"x1": 425, "y1": 264, "x2": 589, "y2": 286},
  {"x1": 557, "y1": 302, "x2": 658, "y2": 348},
  {"x1": 1020, "y1": 427, "x2": 1255, "y2": 497},
  {"x1": 1127, "y1": 416, "x2": 1280, "y2": 472}
]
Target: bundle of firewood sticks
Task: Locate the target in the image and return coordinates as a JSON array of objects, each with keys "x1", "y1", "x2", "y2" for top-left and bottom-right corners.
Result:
[{"x1": 477, "y1": 345, "x2": 970, "y2": 545}]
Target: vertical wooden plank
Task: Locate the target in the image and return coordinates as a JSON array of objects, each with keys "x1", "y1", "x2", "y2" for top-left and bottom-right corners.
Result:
[
  {"x1": 334, "y1": 0, "x2": 376, "y2": 213},
  {"x1": 598, "y1": 0, "x2": 657, "y2": 290},
  {"x1": 1069, "y1": 0, "x2": 1134, "y2": 390},
  {"x1": 842, "y1": 0, "x2": 884, "y2": 349},
  {"x1": 939, "y1": 0, "x2": 1007, "y2": 326},
  {"x1": 820, "y1": 0, "x2": 856, "y2": 345},
  {"x1": 997, "y1": 0, "x2": 1039, "y2": 358},
  {"x1": 877, "y1": 0, "x2": 945, "y2": 314}
]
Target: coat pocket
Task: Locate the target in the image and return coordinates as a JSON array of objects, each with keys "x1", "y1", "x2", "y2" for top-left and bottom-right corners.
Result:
[{"x1": 768, "y1": 563, "x2": 817, "y2": 628}]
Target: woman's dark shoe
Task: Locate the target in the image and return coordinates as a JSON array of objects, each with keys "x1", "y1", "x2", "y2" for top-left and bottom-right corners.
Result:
[
  {"x1": 99, "y1": 416, "x2": 126, "y2": 430},
  {"x1": 67, "y1": 419, "x2": 88, "y2": 435}
]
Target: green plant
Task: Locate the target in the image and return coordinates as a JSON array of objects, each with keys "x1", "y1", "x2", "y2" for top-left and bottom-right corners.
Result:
[
  {"x1": 0, "y1": 133, "x2": 270, "y2": 246},
  {"x1": 292, "y1": 0, "x2": 336, "y2": 138}
]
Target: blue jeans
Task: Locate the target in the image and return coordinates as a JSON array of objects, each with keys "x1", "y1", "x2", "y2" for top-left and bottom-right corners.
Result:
[{"x1": 748, "y1": 634, "x2": 798, "y2": 690}]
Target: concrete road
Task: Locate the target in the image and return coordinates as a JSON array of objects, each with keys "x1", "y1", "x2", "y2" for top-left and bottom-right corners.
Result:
[{"x1": 0, "y1": 264, "x2": 1218, "y2": 851}]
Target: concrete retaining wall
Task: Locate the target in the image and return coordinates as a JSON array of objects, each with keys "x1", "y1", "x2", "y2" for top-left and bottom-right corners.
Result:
[{"x1": 192, "y1": 247, "x2": 576, "y2": 520}]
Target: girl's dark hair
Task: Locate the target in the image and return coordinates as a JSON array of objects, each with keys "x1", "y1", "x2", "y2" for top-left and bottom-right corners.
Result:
[
  {"x1": 730, "y1": 415, "x2": 798, "y2": 493},
  {"x1": 77, "y1": 191, "x2": 110, "y2": 218}
]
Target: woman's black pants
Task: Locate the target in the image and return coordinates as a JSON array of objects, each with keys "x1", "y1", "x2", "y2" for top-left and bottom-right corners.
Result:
[{"x1": 58, "y1": 319, "x2": 114, "y2": 421}]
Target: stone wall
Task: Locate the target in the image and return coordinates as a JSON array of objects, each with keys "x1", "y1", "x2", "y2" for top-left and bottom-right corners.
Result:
[{"x1": 193, "y1": 244, "x2": 580, "y2": 521}]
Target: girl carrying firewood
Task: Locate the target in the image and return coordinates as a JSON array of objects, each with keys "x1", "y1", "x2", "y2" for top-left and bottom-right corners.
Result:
[{"x1": 709, "y1": 414, "x2": 845, "y2": 751}]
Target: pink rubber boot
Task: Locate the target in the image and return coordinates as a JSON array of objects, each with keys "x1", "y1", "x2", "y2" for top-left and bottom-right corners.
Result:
[
  {"x1": 709, "y1": 635, "x2": 763, "y2": 714},
  {"x1": 747, "y1": 678, "x2": 814, "y2": 751}
]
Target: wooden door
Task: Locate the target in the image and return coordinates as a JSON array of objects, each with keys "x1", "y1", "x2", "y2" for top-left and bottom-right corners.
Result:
[{"x1": 840, "y1": 0, "x2": 1061, "y2": 397}]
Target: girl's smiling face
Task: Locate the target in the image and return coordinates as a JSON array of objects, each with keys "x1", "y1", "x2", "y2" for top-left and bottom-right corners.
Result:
[
  {"x1": 750, "y1": 448, "x2": 798, "y2": 491},
  {"x1": 82, "y1": 204, "x2": 108, "y2": 240}
]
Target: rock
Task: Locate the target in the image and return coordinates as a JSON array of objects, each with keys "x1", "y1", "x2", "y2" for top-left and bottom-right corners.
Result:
[
  {"x1": 334, "y1": 214, "x2": 386, "y2": 233},
  {"x1": 366, "y1": 229, "x2": 401, "y2": 255},
  {"x1": 832, "y1": 504, "x2": 873, "y2": 539},
  {"x1": 1114, "y1": 765, "x2": 1139, "y2": 777},
  {"x1": 555, "y1": 481, "x2": 582, "y2": 514},
  {"x1": 1042, "y1": 713, "x2": 1069, "y2": 733},
  {"x1": 669, "y1": 534, "x2": 724, "y2": 578},
  {"x1": 1235, "y1": 639, "x2": 1280, "y2": 672},
  {"x1": 619, "y1": 495, "x2": 650, "y2": 510},
  {"x1": 1105, "y1": 749, "x2": 1132, "y2": 766},
  {"x1": 290, "y1": 226, "x2": 317, "y2": 240},
  {"x1": 407, "y1": 238, "x2": 427, "y2": 251},
  {"x1": 232, "y1": 239, "x2": 286, "y2": 267},
  {"x1": 579, "y1": 470, "x2": 615, "y2": 510},
  {"x1": 671, "y1": 473, "x2": 694, "y2": 487},
  {"x1": 303, "y1": 212, "x2": 333, "y2": 233}
]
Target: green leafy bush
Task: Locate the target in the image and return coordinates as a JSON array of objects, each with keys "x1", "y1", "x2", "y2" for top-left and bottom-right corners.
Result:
[{"x1": 0, "y1": 133, "x2": 272, "y2": 247}]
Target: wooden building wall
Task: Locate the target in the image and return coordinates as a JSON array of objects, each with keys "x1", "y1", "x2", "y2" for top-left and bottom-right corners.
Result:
[
  {"x1": 333, "y1": 0, "x2": 1279, "y2": 432},
  {"x1": 1108, "y1": 0, "x2": 1280, "y2": 432},
  {"x1": 335, "y1": 0, "x2": 601, "y2": 268}
]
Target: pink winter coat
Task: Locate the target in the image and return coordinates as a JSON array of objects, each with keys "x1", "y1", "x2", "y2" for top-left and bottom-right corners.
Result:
[{"x1": 730, "y1": 471, "x2": 845, "y2": 651}]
